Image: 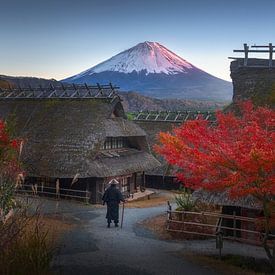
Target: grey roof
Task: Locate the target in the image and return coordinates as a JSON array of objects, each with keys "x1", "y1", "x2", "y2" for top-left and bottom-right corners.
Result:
[
  {"x1": 0, "y1": 90, "x2": 160, "y2": 178},
  {"x1": 192, "y1": 189, "x2": 262, "y2": 210}
]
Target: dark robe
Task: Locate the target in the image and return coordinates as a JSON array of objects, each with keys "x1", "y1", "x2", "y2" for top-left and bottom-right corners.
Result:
[{"x1": 102, "y1": 185, "x2": 124, "y2": 223}]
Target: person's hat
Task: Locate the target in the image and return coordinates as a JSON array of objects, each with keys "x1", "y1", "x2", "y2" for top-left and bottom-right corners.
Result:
[{"x1": 109, "y1": 179, "x2": 119, "y2": 185}]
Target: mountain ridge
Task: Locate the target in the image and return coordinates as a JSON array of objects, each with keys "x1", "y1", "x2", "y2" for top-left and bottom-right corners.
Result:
[{"x1": 63, "y1": 41, "x2": 232, "y2": 101}]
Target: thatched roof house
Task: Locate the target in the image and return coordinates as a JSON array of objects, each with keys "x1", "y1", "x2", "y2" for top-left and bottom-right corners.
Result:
[
  {"x1": 133, "y1": 111, "x2": 215, "y2": 189},
  {"x1": 0, "y1": 84, "x2": 160, "y2": 203}
]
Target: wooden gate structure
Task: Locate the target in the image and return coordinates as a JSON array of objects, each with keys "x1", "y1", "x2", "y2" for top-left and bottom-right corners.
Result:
[{"x1": 229, "y1": 43, "x2": 275, "y2": 67}]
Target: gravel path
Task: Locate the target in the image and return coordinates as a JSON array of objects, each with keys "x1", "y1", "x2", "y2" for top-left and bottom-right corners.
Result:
[{"x1": 26, "y1": 197, "x2": 267, "y2": 275}]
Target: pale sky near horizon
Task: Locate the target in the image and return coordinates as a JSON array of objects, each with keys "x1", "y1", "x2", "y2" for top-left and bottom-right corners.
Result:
[{"x1": 0, "y1": 0, "x2": 274, "y2": 82}]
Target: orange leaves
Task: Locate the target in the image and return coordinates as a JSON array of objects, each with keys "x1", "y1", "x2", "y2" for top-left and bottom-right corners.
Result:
[{"x1": 155, "y1": 101, "x2": 275, "y2": 200}]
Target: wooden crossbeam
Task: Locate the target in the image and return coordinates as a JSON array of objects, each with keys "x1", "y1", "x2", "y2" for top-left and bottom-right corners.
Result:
[
  {"x1": 231, "y1": 43, "x2": 275, "y2": 67},
  {"x1": 135, "y1": 111, "x2": 143, "y2": 120},
  {"x1": 184, "y1": 111, "x2": 190, "y2": 121},
  {"x1": 154, "y1": 112, "x2": 161, "y2": 121},
  {"x1": 164, "y1": 112, "x2": 170, "y2": 121},
  {"x1": 145, "y1": 112, "x2": 151, "y2": 120}
]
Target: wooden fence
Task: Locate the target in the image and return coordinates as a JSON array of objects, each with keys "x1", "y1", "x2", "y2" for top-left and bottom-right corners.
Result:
[
  {"x1": 229, "y1": 43, "x2": 275, "y2": 68},
  {"x1": 166, "y1": 205, "x2": 275, "y2": 246},
  {"x1": 16, "y1": 184, "x2": 91, "y2": 203}
]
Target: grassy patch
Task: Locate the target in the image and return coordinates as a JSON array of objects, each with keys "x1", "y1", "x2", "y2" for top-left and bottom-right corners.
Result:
[
  {"x1": 125, "y1": 191, "x2": 175, "y2": 208},
  {"x1": 0, "y1": 210, "x2": 72, "y2": 275}
]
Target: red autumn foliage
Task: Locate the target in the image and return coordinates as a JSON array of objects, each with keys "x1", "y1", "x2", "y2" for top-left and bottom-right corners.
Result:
[
  {"x1": 0, "y1": 119, "x2": 21, "y2": 179},
  {"x1": 155, "y1": 101, "x2": 275, "y2": 200}
]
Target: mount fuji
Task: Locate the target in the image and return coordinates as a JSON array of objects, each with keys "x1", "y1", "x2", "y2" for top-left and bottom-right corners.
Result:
[{"x1": 63, "y1": 42, "x2": 232, "y2": 101}]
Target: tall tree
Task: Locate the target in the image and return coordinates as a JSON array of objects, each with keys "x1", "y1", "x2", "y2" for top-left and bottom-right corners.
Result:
[{"x1": 155, "y1": 101, "x2": 275, "y2": 266}]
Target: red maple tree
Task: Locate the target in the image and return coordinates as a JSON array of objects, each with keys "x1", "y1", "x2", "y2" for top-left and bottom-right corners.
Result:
[
  {"x1": 0, "y1": 119, "x2": 22, "y2": 220},
  {"x1": 155, "y1": 101, "x2": 275, "y2": 263}
]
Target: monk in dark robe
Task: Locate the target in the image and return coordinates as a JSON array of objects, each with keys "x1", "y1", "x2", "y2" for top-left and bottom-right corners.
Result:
[{"x1": 102, "y1": 179, "x2": 125, "y2": 228}]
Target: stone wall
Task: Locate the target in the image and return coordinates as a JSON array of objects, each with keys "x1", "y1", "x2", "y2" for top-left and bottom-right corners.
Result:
[{"x1": 230, "y1": 59, "x2": 275, "y2": 107}]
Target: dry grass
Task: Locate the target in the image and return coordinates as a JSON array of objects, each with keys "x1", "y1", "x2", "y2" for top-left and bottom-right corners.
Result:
[
  {"x1": 0, "y1": 209, "x2": 73, "y2": 275},
  {"x1": 139, "y1": 213, "x2": 173, "y2": 239},
  {"x1": 125, "y1": 190, "x2": 175, "y2": 208},
  {"x1": 140, "y1": 212, "x2": 213, "y2": 240}
]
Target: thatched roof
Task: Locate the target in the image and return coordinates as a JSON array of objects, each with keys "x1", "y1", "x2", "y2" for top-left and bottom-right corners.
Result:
[
  {"x1": 0, "y1": 86, "x2": 160, "y2": 178},
  {"x1": 135, "y1": 120, "x2": 181, "y2": 176},
  {"x1": 192, "y1": 189, "x2": 262, "y2": 210},
  {"x1": 135, "y1": 111, "x2": 216, "y2": 176}
]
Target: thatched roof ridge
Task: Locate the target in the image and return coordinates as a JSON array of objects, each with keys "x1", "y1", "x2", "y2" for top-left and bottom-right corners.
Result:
[
  {"x1": 192, "y1": 189, "x2": 262, "y2": 209},
  {"x1": 0, "y1": 96, "x2": 160, "y2": 178},
  {"x1": 133, "y1": 110, "x2": 216, "y2": 122},
  {"x1": 0, "y1": 83, "x2": 120, "y2": 100}
]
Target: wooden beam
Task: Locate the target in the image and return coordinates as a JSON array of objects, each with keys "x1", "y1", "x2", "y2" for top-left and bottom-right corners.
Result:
[
  {"x1": 234, "y1": 49, "x2": 275, "y2": 53},
  {"x1": 269, "y1": 43, "x2": 273, "y2": 67},
  {"x1": 244, "y1": 43, "x2": 248, "y2": 66}
]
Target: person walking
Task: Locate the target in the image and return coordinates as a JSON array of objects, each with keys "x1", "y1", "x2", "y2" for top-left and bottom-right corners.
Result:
[{"x1": 102, "y1": 179, "x2": 125, "y2": 228}]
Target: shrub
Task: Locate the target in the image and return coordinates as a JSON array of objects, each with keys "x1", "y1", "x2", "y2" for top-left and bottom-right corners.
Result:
[
  {"x1": 175, "y1": 189, "x2": 197, "y2": 211},
  {"x1": 0, "y1": 206, "x2": 55, "y2": 275}
]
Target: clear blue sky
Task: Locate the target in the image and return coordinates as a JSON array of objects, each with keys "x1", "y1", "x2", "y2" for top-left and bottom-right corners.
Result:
[{"x1": 0, "y1": 0, "x2": 274, "y2": 81}]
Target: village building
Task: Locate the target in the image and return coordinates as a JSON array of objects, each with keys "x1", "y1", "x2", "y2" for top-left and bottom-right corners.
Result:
[
  {"x1": 192, "y1": 189, "x2": 266, "y2": 240},
  {"x1": 0, "y1": 84, "x2": 160, "y2": 203},
  {"x1": 133, "y1": 110, "x2": 216, "y2": 189}
]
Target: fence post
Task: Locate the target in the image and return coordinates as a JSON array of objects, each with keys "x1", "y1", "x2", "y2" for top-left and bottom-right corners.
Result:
[
  {"x1": 85, "y1": 190, "x2": 89, "y2": 204},
  {"x1": 216, "y1": 231, "x2": 224, "y2": 260},
  {"x1": 244, "y1": 43, "x2": 249, "y2": 66},
  {"x1": 167, "y1": 201, "x2": 172, "y2": 230},
  {"x1": 269, "y1": 43, "x2": 273, "y2": 68},
  {"x1": 167, "y1": 201, "x2": 172, "y2": 219},
  {"x1": 233, "y1": 211, "x2": 237, "y2": 239}
]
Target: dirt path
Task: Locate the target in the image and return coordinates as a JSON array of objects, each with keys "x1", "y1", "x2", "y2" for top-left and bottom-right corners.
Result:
[
  {"x1": 25, "y1": 197, "x2": 213, "y2": 275},
  {"x1": 26, "y1": 196, "x2": 267, "y2": 275}
]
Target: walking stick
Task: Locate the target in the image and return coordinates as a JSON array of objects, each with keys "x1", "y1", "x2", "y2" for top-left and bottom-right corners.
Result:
[{"x1": 121, "y1": 202, "x2": 125, "y2": 229}]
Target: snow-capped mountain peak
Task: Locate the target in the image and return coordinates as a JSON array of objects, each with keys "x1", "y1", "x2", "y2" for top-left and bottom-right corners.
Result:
[
  {"x1": 71, "y1": 41, "x2": 196, "y2": 79},
  {"x1": 63, "y1": 41, "x2": 232, "y2": 101}
]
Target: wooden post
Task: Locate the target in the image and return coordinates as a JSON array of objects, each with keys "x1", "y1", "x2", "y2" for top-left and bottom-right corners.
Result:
[
  {"x1": 244, "y1": 43, "x2": 249, "y2": 66},
  {"x1": 85, "y1": 189, "x2": 89, "y2": 204},
  {"x1": 167, "y1": 201, "x2": 172, "y2": 218},
  {"x1": 233, "y1": 211, "x2": 237, "y2": 239},
  {"x1": 269, "y1": 43, "x2": 273, "y2": 68},
  {"x1": 216, "y1": 232, "x2": 223, "y2": 260},
  {"x1": 167, "y1": 201, "x2": 172, "y2": 230}
]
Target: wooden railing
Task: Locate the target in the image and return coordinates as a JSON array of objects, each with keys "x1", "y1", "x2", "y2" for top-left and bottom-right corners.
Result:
[
  {"x1": 229, "y1": 43, "x2": 275, "y2": 68},
  {"x1": 166, "y1": 207, "x2": 275, "y2": 246},
  {"x1": 16, "y1": 184, "x2": 91, "y2": 203}
]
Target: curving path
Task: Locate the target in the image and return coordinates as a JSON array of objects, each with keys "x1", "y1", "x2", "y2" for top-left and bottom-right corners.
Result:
[
  {"x1": 32, "y1": 198, "x2": 213, "y2": 275},
  {"x1": 28, "y1": 197, "x2": 266, "y2": 275}
]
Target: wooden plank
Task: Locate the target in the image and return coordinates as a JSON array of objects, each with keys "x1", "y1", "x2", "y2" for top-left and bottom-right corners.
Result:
[
  {"x1": 167, "y1": 210, "x2": 257, "y2": 222},
  {"x1": 234, "y1": 50, "x2": 275, "y2": 53},
  {"x1": 269, "y1": 43, "x2": 273, "y2": 67}
]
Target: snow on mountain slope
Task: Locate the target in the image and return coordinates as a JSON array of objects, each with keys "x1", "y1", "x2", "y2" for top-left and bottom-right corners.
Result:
[
  {"x1": 70, "y1": 42, "x2": 195, "y2": 79},
  {"x1": 63, "y1": 41, "x2": 233, "y2": 101}
]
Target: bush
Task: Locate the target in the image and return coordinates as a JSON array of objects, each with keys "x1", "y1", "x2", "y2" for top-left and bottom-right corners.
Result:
[
  {"x1": 0, "y1": 206, "x2": 55, "y2": 275},
  {"x1": 175, "y1": 189, "x2": 197, "y2": 211}
]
